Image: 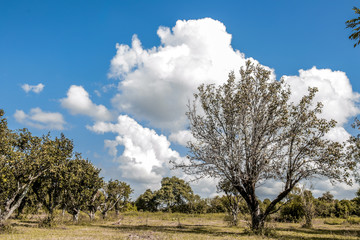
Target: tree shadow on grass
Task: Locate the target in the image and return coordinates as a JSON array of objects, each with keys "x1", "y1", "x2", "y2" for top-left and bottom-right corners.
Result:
[
  {"x1": 273, "y1": 226, "x2": 360, "y2": 240},
  {"x1": 99, "y1": 224, "x2": 246, "y2": 238},
  {"x1": 98, "y1": 224, "x2": 360, "y2": 240},
  {"x1": 10, "y1": 220, "x2": 40, "y2": 228}
]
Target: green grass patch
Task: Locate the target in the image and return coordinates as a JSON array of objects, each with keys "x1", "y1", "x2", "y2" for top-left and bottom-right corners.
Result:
[
  {"x1": 323, "y1": 218, "x2": 346, "y2": 225},
  {"x1": 347, "y1": 216, "x2": 360, "y2": 225},
  {"x1": 2, "y1": 213, "x2": 360, "y2": 239}
]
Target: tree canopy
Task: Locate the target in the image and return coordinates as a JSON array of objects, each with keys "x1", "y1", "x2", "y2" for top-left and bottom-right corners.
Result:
[{"x1": 177, "y1": 60, "x2": 352, "y2": 231}]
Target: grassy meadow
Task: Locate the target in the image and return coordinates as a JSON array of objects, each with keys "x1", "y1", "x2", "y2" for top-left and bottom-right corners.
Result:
[{"x1": 1, "y1": 212, "x2": 360, "y2": 240}]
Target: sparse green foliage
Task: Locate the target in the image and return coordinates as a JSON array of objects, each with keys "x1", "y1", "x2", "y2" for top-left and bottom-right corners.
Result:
[
  {"x1": 346, "y1": 6, "x2": 360, "y2": 47},
  {"x1": 179, "y1": 61, "x2": 350, "y2": 232},
  {"x1": 217, "y1": 179, "x2": 242, "y2": 226}
]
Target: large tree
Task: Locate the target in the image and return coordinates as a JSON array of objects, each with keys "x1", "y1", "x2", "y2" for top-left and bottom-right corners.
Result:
[
  {"x1": 177, "y1": 61, "x2": 351, "y2": 231},
  {"x1": 31, "y1": 133, "x2": 73, "y2": 224},
  {"x1": 0, "y1": 110, "x2": 73, "y2": 226},
  {"x1": 346, "y1": 6, "x2": 360, "y2": 47}
]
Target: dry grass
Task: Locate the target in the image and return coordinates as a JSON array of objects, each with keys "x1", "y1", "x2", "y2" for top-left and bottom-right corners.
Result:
[{"x1": 1, "y1": 212, "x2": 360, "y2": 240}]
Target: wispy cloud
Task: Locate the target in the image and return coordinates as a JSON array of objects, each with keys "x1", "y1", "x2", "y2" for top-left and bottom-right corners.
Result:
[
  {"x1": 14, "y1": 107, "x2": 66, "y2": 130},
  {"x1": 21, "y1": 83, "x2": 45, "y2": 93}
]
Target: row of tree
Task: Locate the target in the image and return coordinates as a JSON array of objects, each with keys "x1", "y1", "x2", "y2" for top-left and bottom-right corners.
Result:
[
  {"x1": 134, "y1": 177, "x2": 360, "y2": 227},
  {"x1": 0, "y1": 109, "x2": 132, "y2": 226}
]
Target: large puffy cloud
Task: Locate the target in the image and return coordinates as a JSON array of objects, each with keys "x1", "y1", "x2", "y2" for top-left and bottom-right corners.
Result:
[
  {"x1": 284, "y1": 67, "x2": 359, "y2": 142},
  {"x1": 88, "y1": 115, "x2": 218, "y2": 196},
  {"x1": 61, "y1": 85, "x2": 113, "y2": 121},
  {"x1": 99, "y1": 18, "x2": 360, "y2": 198},
  {"x1": 21, "y1": 83, "x2": 45, "y2": 93},
  {"x1": 284, "y1": 67, "x2": 359, "y2": 126},
  {"x1": 88, "y1": 115, "x2": 183, "y2": 192},
  {"x1": 14, "y1": 107, "x2": 66, "y2": 130},
  {"x1": 109, "y1": 18, "x2": 259, "y2": 130}
]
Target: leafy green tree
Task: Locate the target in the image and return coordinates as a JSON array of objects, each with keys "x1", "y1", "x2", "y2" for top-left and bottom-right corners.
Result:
[
  {"x1": 31, "y1": 133, "x2": 73, "y2": 224},
  {"x1": 188, "y1": 194, "x2": 208, "y2": 214},
  {"x1": 280, "y1": 189, "x2": 304, "y2": 223},
  {"x1": 99, "y1": 179, "x2": 132, "y2": 219},
  {"x1": 64, "y1": 156, "x2": 103, "y2": 222},
  {"x1": 207, "y1": 196, "x2": 226, "y2": 213},
  {"x1": 346, "y1": 6, "x2": 360, "y2": 47},
  {"x1": 135, "y1": 189, "x2": 158, "y2": 212},
  {"x1": 156, "y1": 176, "x2": 194, "y2": 212},
  {"x1": 318, "y1": 191, "x2": 334, "y2": 202},
  {"x1": 83, "y1": 190, "x2": 104, "y2": 221},
  {"x1": 315, "y1": 191, "x2": 336, "y2": 218},
  {"x1": 334, "y1": 199, "x2": 355, "y2": 218},
  {"x1": 114, "y1": 182, "x2": 132, "y2": 215},
  {"x1": 0, "y1": 110, "x2": 73, "y2": 226},
  {"x1": 177, "y1": 61, "x2": 351, "y2": 232}
]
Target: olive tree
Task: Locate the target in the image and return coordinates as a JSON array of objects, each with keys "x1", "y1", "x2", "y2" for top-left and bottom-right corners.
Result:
[
  {"x1": 176, "y1": 61, "x2": 351, "y2": 231},
  {"x1": 0, "y1": 110, "x2": 74, "y2": 226},
  {"x1": 156, "y1": 176, "x2": 194, "y2": 212},
  {"x1": 31, "y1": 134, "x2": 73, "y2": 224},
  {"x1": 63, "y1": 156, "x2": 103, "y2": 222},
  {"x1": 99, "y1": 180, "x2": 132, "y2": 219}
]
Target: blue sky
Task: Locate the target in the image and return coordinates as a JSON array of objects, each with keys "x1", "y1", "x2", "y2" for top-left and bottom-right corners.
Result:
[{"x1": 1, "y1": 0, "x2": 359, "y2": 199}]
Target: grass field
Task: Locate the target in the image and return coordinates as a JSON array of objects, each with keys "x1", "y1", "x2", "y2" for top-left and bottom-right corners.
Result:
[{"x1": 1, "y1": 212, "x2": 360, "y2": 239}]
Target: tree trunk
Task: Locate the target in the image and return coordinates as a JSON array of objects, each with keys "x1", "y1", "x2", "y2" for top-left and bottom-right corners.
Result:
[
  {"x1": 251, "y1": 210, "x2": 265, "y2": 232},
  {"x1": 304, "y1": 214, "x2": 313, "y2": 228},
  {"x1": 231, "y1": 209, "x2": 239, "y2": 226},
  {"x1": 0, "y1": 184, "x2": 31, "y2": 226},
  {"x1": 72, "y1": 210, "x2": 79, "y2": 223},
  {"x1": 89, "y1": 211, "x2": 95, "y2": 221}
]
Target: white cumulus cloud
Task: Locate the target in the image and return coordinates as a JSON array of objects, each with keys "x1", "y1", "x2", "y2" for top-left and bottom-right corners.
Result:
[
  {"x1": 61, "y1": 85, "x2": 113, "y2": 121},
  {"x1": 96, "y1": 18, "x2": 360, "y2": 198},
  {"x1": 88, "y1": 115, "x2": 184, "y2": 192},
  {"x1": 108, "y1": 18, "x2": 267, "y2": 130},
  {"x1": 169, "y1": 130, "x2": 195, "y2": 146},
  {"x1": 88, "y1": 115, "x2": 218, "y2": 196},
  {"x1": 21, "y1": 83, "x2": 45, "y2": 93},
  {"x1": 284, "y1": 67, "x2": 360, "y2": 142},
  {"x1": 284, "y1": 67, "x2": 360, "y2": 126},
  {"x1": 14, "y1": 107, "x2": 66, "y2": 130}
]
